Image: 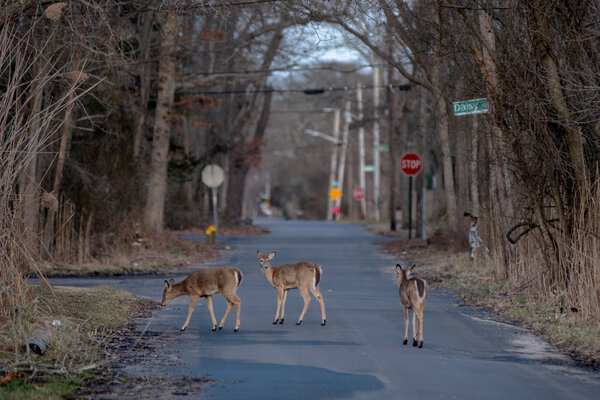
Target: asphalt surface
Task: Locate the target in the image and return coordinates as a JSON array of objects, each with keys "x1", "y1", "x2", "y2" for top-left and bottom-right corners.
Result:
[{"x1": 46, "y1": 218, "x2": 600, "y2": 399}]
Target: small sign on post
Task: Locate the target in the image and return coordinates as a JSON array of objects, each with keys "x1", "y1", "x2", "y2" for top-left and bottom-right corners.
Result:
[
  {"x1": 400, "y1": 153, "x2": 423, "y2": 176},
  {"x1": 353, "y1": 187, "x2": 365, "y2": 200},
  {"x1": 453, "y1": 98, "x2": 489, "y2": 116},
  {"x1": 201, "y1": 164, "x2": 225, "y2": 232},
  {"x1": 400, "y1": 153, "x2": 423, "y2": 240},
  {"x1": 329, "y1": 187, "x2": 342, "y2": 201}
]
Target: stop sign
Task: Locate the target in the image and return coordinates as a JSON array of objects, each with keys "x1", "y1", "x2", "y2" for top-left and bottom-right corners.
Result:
[
  {"x1": 400, "y1": 153, "x2": 423, "y2": 176},
  {"x1": 353, "y1": 187, "x2": 365, "y2": 200}
]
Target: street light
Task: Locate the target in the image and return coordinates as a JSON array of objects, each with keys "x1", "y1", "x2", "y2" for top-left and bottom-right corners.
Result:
[{"x1": 304, "y1": 129, "x2": 342, "y2": 144}]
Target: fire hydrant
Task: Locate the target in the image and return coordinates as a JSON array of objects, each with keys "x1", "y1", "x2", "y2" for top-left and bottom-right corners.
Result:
[{"x1": 205, "y1": 225, "x2": 216, "y2": 245}]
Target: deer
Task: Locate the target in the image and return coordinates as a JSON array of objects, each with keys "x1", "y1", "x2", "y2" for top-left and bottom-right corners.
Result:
[
  {"x1": 162, "y1": 266, "x2": 242, "y2": 332},
  {"x1": 396, "y1": 263, "x2": 428, "y2": 348},
  {"x1": 257, "y1": 250, "x2": 326, "y2": 326}
]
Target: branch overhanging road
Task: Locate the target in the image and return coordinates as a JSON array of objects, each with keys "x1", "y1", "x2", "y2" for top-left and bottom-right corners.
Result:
[{"x1": 47, "y1": 218, "x2": 600, "y2": 399}]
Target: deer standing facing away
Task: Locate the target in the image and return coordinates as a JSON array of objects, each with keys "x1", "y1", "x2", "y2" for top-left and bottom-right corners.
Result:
[
  {"x1": 257, "y1": 251, "x2": 326, "y2": 326},
  {"x1": 162, "y1": 267, "x2": 242, "y2": 332},
  {"x1": 396, "y1": 264, "x2": 428, "y2": 348}
]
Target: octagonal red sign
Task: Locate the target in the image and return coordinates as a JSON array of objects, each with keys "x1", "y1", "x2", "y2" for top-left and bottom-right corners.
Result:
[{"x1": 400, "y1": 153, "x2": 422, "y2": 176}]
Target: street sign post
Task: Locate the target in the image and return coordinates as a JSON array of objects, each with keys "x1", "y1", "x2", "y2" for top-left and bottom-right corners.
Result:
[
  {"x1": 452, "y1": 98, "x2": 489, "y2": 116},
  {"x1": 201, "y1": 164, "x2": 225, "y2": 231},
  {"x1": 400, "y1": 153, "x2": 423, "y2": 239}
]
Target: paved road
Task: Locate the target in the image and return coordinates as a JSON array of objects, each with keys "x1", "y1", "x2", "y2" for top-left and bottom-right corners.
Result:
[{"x1": 47, "y1": 218, "x2": 599, "y2": 399}]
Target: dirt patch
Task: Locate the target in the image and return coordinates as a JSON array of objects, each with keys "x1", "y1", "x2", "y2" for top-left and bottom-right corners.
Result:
[{"x1": 73, "y1": 297, "x2": 216, "y2": 398}]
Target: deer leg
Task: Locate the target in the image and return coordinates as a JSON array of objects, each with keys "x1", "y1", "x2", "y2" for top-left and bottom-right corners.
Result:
[
  {"x1": 296, "y1": 287, "x2": 311, "y2": 325},
  {"x1": 412, "y1": 311, "x2": 418, "y2": 347},
  {"x1": 218, "y1": 302, "x2": 233, "y2": 330},
  {"x1": 417, "y1": 308, "x2": 424, "y2": 348},
  {"x1": 233, "y1": 295, "x2": 241, "y2": 332},
  {"x1": 205, "y1": 295, "x2": 218, "y2": 331},
  {"x1": 279, "y1": 289, "x2": 288, "y2": 324},
  {"x1": 221, "y1": 292, "x2": 241, "y2": 332},
  {"x1": 181, "y1": 295, "x2": 200, "y2": 331},
  {"x1": 273, "y1": 287, "x2": 283, "y2": 324},
  {"x1": 402, "y1": 304, "x2": 409, "y2": 345},
  {"x1": 310, "y1": 286, "x2": 327, "y2": 326}
]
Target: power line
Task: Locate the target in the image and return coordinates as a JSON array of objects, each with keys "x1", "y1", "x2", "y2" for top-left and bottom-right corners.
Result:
[
  {"x1": 182, "y1": 63, "x2": 385, "y2": 77},
  {"x1": 184, "y1": 84, "x2": 411, "y2": 95}
]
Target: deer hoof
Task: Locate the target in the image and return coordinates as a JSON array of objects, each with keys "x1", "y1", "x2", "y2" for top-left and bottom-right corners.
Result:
[
  {"x1": 273, "y1": 319, "x2": 279, "y2": 325},
  {"x1": 296, "y1": 320, "x2": 302, "y2": 325},
  {"x1": 413, "y1": 339, "x2": 418, "y2": 347},
  {"x1": 218, "y1": 326, "x2": 223, "y2": 330},
  {"x1": 418, "y1": 341, "x2": 423, "y2": 348},
  {"x1": 279, "y1": 319, "x2": 284, "y2": 324},
  {"x1": 403, "y1": 339, "x2": 408, "y2": 345},
  {"x1": 234, "y1": 328, "x2": 239, "y2": 332},
  {"x1": 180, "y1": 327, "x2": 187, "y2": 332},
  {"x1": 212, "y1": 326, "x2": 217, "y2": 332},
  {"x1": 321, "y1": 320, "x2": 326, "y2": 326}
]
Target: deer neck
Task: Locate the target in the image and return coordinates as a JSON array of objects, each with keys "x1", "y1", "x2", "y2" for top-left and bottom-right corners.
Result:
[
  {"x1": 262, "y1": 266, "x2": 275, "y2": 285},
  {"x1": 172, "y1": 280, "x2": 189, "y2": 296},
  {"x1": 398, "y1": 273, "x2": 408, "y2": 288}
]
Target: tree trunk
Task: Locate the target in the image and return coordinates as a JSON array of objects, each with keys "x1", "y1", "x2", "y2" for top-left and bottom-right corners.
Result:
[
  {"x1": 142, "y1": 9, "x2": 177, "y2": 235},
  {"x1": 431, "y1": 58, "x2": 458, "y2": 228},
  {"x1": 133, "y1": 13, "x2": 153, "y2": 157},
  {"x1": 469, "y1": 117, "x2": 480, "y2": 216},
  {"x1": 19, "y1": 63, "x2": 44, "y2": 252},
  {"x1": 224, "y1": 90, "x2": 273, "y2": 221}
]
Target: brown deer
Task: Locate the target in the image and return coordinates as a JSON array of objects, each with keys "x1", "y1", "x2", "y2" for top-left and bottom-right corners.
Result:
[
  {"x1": 162, "y1": 267, "x2": 242, "y2": 332},
  {"x1": 257, "y1": 250, "x2": 326, "y2": 326},
  {"x1": 396, "y1": 264, "x2": 428, "y2": 348}
]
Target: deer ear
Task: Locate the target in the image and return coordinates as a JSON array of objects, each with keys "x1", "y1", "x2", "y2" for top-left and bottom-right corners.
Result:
[
  {"x1": 257, "y1": 250, "x2": 261, "y2": 258},
  {"x1": 164, "y1": 280, "x2": 170, "y2": 289},
  {"x1": 396, "y1": 264, "x2": 402, "y2": 273},
  {"x1": 409, "y1": 265, "x2": 416, "y2": 273},
  {"x1": 268, "y1": 251, "x2": 276, "y2": 260}
]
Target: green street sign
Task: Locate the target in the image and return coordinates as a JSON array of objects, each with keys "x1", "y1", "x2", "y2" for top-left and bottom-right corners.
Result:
[
  {"x1": 364, "y1": 165, "x2": 375, "y2": 172},
  {"x1": 453, "y1": 98, "x2": 489, "y2": 116},
  {"x1": 373, "y1": 145, "x2": 389, "y2": 152}
]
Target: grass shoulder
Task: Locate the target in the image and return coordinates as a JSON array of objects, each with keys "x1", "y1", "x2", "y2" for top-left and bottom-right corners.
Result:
[{"x1": 0, "y1": 285, "x2": 158, "y2": 399}]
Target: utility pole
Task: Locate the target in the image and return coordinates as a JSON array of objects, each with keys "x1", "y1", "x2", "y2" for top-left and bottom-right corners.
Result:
[
  {"x1": 357, "y1": 84, "x2": 367, "y2": 219},
  {"x1": 335, "y1": 99, "x2": 352, "y2": 219},
  {"x1": 387, "y1": 40, "x2": 397, "y2": 231},
  {"x1": 373, "y1": 67, "x2": 381, "y2": 221},
  {"x1": 326, "y1": 109, "x2": 341, "y2": 221}
]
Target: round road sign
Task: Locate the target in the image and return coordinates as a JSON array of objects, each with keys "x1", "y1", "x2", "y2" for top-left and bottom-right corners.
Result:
[{"x1": 201, "y1": 164, "x2": 225, "y2": 188}]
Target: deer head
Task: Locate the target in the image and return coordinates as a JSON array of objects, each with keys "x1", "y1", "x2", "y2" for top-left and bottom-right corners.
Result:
[
  {"x1": 257, "y1": 250, "x2": 276, "y2": 271},
  {"x1": 162, "y1": 278, "x2": 177, "y2": 307}
]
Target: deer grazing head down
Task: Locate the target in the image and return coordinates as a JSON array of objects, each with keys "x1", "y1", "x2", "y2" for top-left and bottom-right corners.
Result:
[
  {"x1": 396, "y1": 264, "x2": 428, "y2": 348},
  {"x1": 161, "y1": 267, "x2": 243, "y2": 332},
  {"x1": 257, "y1": 250, "x2": 326, "y2": 326}
]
